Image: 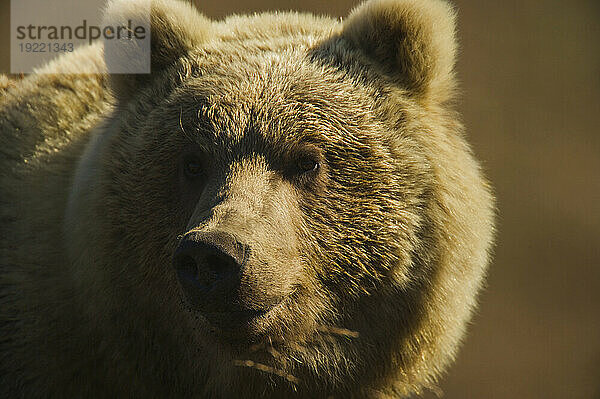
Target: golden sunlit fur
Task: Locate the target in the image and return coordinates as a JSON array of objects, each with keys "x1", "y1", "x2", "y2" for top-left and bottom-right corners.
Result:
[{"x1": 0, "y1": 0, "x2": 494, "y2": 397}]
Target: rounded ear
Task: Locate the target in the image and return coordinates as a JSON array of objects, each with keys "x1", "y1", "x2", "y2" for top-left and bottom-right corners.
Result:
[
  {"x1": 341, "y1": 0, "x2": 458, "y2": 103},
  {"x1": 103, "y1": 0, "x2": 212, "y2": 103}
]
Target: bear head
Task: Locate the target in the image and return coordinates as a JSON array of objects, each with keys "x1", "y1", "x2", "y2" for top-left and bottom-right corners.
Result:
[{"x1": 64, "y1": 0, "x2": 494, "y2": 397}]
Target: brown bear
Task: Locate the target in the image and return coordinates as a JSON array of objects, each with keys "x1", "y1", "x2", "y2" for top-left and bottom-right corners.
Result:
[{"x1": 0, "y1": 0, "x2": 495, "y2": 397}]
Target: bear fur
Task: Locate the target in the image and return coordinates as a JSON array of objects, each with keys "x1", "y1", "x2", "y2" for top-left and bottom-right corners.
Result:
[{"x1": 0, "y1": 0, "x2": 495, "y2": 397}]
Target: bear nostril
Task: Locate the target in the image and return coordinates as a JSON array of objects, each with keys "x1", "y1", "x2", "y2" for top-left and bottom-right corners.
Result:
[
  {"x1": 174, "y1": 254, "x2": 209, "y2": 287},
  {"x1": 203, "y1": 252, "x2": 237, "y2": 280}
]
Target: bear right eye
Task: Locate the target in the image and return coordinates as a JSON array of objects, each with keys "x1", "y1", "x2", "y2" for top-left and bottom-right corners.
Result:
[{"x1": 183, "y1": 156, "x2": 204, "y2": 179}]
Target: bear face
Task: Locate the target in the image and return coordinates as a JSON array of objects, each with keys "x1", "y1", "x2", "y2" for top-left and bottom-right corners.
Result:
[
  {"x1": 70, "y1": 45, "x2": 432, "y2": 395},
  {"x1": 2, "y1": 0, "x2": 495, "y2": 397}
]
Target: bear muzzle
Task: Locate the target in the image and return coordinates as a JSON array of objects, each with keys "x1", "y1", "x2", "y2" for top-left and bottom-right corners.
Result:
[{"x1": 173, "y1": 230, "x2": 279, "y2": 333}]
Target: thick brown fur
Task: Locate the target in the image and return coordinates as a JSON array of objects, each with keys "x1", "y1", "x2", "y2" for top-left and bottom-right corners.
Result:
[{"x1": 0, "y1": 0, "x2": 495, "y2": 397}]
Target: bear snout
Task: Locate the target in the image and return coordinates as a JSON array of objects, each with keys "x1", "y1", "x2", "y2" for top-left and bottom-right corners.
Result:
[{"x1": 173, "y1": 230, "x2": 278, "y2": 333}]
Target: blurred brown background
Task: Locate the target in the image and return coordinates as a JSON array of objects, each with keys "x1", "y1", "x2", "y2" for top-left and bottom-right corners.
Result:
[{"x1": 1, "y1": 0, "x2": 599, "y2": 398}]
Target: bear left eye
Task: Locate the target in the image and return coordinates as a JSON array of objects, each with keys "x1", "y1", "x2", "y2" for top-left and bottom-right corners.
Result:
[{"x1": 297, "y1": 157, "x2": 319, "y2": 174}]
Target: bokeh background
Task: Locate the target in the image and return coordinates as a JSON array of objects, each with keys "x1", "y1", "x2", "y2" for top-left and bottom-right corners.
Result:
[{"x1": 1, "y1": 0, "x2": 598, "y2": 398}]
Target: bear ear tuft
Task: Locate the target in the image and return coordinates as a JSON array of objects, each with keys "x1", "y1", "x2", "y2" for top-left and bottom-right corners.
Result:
[
  {"x1": 102, "y1": 0, "x2": 212, "y2": 103},
  {"x1": 341, "y1": 0, "x2": 458, "y2": 103}
]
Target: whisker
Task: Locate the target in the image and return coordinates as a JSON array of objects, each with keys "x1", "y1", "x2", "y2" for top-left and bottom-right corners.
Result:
[
  {"x1": 233, "y1": 359, "x2": 300, "y2": 385},
  {"x1": 266, "y1": 344, "x2": 281, "y2": 358},
  {"x1": 316, "y1": 325, "x2": 360, "y2": 338}
]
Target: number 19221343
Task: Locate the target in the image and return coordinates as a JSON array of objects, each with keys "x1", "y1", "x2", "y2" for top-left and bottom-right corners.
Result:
[{"x1": 19, "y1": 42, "x2": 74, "y2": 53}]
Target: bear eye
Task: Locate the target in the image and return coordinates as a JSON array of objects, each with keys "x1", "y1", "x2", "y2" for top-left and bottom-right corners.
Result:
[
  {"x1": 297, "y1": 157, "x2": 319, "y2": 174},
  {"x1": 183, "y1": 156, "x2": 204, "y2": 179}
]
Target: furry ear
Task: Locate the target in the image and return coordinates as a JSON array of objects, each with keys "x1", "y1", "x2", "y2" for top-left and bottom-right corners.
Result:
[
  {"x1": 103, "y1": 0, "x2": 212, "y2": 103},
  {"x1": 341, "y1": 0, "x2": 457, "y2": 103}
]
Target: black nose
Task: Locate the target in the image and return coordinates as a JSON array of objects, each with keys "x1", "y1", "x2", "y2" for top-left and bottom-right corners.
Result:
[
  {"x1": 173, "y1": 231, "x2": 245, "y2": 287},
  {"x1": 173, "y1": 231, "x2": 250, "y2": 319}
]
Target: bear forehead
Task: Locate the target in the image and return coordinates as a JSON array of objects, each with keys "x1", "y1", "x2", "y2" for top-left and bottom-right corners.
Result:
[{"x1": 159, "y1": 50, "x2": 386, "y2": 148}]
